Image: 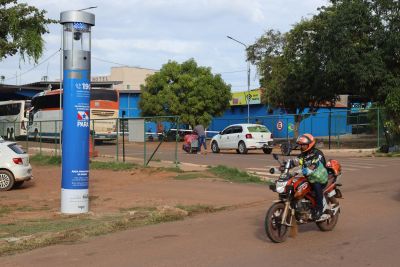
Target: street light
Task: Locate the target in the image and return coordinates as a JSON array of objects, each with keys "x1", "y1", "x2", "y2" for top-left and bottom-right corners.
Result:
[{"x1": 227, "y1": 35, "x2": 250, "y2": 123}]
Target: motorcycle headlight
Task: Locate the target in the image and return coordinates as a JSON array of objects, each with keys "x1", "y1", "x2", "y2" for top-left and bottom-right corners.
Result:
[{"x1": 275, "y1": 180, "x2": 288, "y2": 193}]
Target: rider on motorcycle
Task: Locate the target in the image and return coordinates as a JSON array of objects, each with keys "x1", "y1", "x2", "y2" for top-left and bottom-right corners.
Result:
[{"x1": 295, "y1": 133, "x2": 328, "y2": 220}]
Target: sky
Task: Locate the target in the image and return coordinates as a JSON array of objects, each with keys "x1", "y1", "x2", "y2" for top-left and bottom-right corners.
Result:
[{"x1": 0, "y1": 0, "x2": 328, "y2": 91}]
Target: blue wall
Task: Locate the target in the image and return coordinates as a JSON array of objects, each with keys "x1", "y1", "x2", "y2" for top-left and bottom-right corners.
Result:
[
  {"x1": 119, "y1": 92, "x2": 351, "y2": 138},
  {"x1": 119, "y1": 93, "x2": 141, "y2": 117},
  {"x1": 208, "y1": 104, "x2": 350, "y2": 138}
]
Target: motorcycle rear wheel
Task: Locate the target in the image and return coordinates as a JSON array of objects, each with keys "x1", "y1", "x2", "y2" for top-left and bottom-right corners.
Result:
[
  {"x1": 265, "y1": 202, "x2": 290, "y2": 243},
  {"x1": 316, "y1": 197, "x2": 340, "y2": 231}
]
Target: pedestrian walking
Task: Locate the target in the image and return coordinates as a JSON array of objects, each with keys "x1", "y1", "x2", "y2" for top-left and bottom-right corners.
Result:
[{"x1": 194, "y1": 124, "x2": 207, "y2": 154}]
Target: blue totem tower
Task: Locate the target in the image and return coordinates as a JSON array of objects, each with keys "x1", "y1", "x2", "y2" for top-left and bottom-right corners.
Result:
[{"x1": 60, "y1": 11, "x2": 95, "y2": 214}]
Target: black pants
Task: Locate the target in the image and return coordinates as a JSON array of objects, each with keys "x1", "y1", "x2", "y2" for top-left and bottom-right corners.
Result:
[{"x1": 311, "y1": 182, "x2": 326, "y2": 212}]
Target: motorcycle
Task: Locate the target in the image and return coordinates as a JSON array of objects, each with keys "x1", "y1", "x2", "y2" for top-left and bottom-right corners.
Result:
[{"x1": 265, "y1": 153, "x2": 343, "y2": 243}]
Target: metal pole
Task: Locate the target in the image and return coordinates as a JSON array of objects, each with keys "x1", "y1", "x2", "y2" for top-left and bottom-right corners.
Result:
[
  {"x1": 55, "y1": 120, "x2": 58, "y2": 156},
  {"x1": 247, "y1": 60, "x2": 250, "y2": 123},
  {"x1": 377, "y1": 107, "x2": 380, "y2": 148},
  {"x1": 143, "y1": 120, "x2": 146, "y2": 166},
  {"x1": 122, "y1": 114, "x2": 125, "y2": 162},
  {"x1": 39, "y1": 121, "x2": 42, "y2": 155},
  {"x1": 91, "y1": 119, "x2": 95, "y2": 159},
  {"x1": 116, "y1": 118, "x2": 119, "y2": 161},
  {"x1": 175, "y1": 117, "x2": 179, "y2": 167},
  {"x1": 227, "y1": 35, "x2": 250, "y2": 123},
  {"x1": 329, "y1": 109, "x2": 332, "y2": 149}
]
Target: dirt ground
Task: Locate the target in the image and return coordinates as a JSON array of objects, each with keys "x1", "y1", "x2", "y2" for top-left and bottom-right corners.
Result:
[{"x1": 0, "y1": 164, "x2": 265, "y2": 224}]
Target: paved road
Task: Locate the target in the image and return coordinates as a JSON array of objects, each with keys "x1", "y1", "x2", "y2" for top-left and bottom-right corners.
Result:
[{"x1": 3, "y1": 156, "x2": 400, "y2": 266}]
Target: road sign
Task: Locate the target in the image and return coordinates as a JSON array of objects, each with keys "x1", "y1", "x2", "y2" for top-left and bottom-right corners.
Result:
[{"x1": 277, "y1": 120, "x2": 283, "y2": 131}]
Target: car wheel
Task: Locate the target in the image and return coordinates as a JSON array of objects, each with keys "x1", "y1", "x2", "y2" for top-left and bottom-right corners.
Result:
[
  {"x1": 0, "y1": 170, "x2": 15, "y2": 191},
  {"x1": 263, "y1": 148, "x2": 273, "y2": 154},
  {"x1": 236, "y1": 149, "x2": 240, "y2": 154},
  {"x1": 211, "y1": 141, "x2": 220, "y2": 153},
  {"x1": 6, "y1": 129, "x2": 11, "y2": 140},
  {"x1": 238, "y1": 141, "x2": 248, "y2": 154}
]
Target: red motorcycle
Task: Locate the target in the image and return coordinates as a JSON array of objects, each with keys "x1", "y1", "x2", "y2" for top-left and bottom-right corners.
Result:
[{"x1": 265, "y1": 154, "x2": 343, "y2": 243}]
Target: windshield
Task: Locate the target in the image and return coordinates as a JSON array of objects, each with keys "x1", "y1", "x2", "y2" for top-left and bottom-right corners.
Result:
[
  {"x1": 90, "y1": 89, "x2": 118, "y2": 102},
  {"x1": 247, "y1": 125, "x2": 270, "y2": 133}
]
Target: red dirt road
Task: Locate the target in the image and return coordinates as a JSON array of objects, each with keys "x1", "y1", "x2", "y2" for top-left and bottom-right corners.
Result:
[{"x1": 3, "y1": 157, "x2": 400, "y2": 267}]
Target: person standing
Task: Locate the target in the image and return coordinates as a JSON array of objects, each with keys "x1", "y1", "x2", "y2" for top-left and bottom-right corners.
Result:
[{"x1": 194, "y1": 124, "x2": 206, "y2": 154}]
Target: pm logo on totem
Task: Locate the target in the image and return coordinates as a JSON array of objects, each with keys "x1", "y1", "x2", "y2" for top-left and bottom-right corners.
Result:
[{"x1": 77, "y1": 111, "x2": 89, "y2": 127}]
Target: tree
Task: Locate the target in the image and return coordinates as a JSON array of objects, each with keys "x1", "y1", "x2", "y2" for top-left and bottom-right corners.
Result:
[
  {"x1": 139, "y1": 59, "x2": 232, "y2": 127},
  {"x1": 247, "y1": 0, "x2": 396, "y2": 137},
  {"x1": 0, "y1": 0, "x2": 56, "y2": 63},
  {"x1": 248, "y1": 22, "x2": 339, "y2": 137}
]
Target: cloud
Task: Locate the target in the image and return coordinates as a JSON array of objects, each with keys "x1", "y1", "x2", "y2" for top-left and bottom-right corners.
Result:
[
  {"x1": 93, "y1": 38, "x2": 202, "y2": 55},
  {"x1": 8, "y1": 0, "x2": 328, "y2": 89}
]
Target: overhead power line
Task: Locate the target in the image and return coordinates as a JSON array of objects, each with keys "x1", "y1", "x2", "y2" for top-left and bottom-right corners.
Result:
[{"x1": 4, "y1": 49, "x2": 61, "y2": 82}]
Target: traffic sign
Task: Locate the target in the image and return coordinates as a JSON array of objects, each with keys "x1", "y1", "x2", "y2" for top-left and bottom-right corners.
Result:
[{"x1": 277, "y1": 120, "x2": 283, "y2": 131}]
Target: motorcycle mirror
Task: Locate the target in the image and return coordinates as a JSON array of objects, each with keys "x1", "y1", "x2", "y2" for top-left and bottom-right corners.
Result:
[
  {"x1": 269, "y1": 168, "x2": 275, "y2": 174},
  {"x1": 272, "y1": 153, "x2": 279, "y2": 160}
]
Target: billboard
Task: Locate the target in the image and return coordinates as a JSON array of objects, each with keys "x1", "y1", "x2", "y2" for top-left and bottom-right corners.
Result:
[{"x1": 230, "y1": 89, "x2": 261, "y2": 106}]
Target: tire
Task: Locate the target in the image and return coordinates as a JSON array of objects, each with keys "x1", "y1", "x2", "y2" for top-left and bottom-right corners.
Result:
[
  {"x1": 13, "y1": 181, "x2": 24, "y2": 189},
  {"x1": 238, "y1": 141, "x2": 248, "y2": 154},
  {"x1": 10, "y1": 128, "x2": 14, "y2": 140},
  {"x1": 263, "y1": 147, "x2": 273, "y2": 154},
  {"x1": 6, "y1": 129, "x2": 11, "y2": 140},
  {"x1": 265, "y1": 202, "x2": 290, "y2": 243},
  {"x1": 0, "y1": 170, "x2": 15, "y2": 191},
  {"x1": 236, "y1": 149, "x2": 240, "y2": 154},
  {"x1": 316, "y1": 197, "x2": 340, "y2": 231},
  {"x1": 211, "y1": 141, "x2": 220, "y2": 153}
]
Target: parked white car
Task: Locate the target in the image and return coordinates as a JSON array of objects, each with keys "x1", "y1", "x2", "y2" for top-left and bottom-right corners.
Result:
[
  {"x1": 0, "y1": 140, "x2": 32, "y2": 191},
  {"x1": 210, "y1": 123, "x2": 274, "y2": 154}
]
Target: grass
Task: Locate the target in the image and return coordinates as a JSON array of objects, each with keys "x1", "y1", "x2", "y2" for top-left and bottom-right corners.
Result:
[
  {"x1": 30, "y1": 154, "x2": 62, "y2": 165},
  {"x1": 30, "y1": 154, "x2": 138, "y2": 171},
  {"x1": 208, "y1": 165, "x2": 264, "y2": 184},
  {"x1": 90, "y1": 161, "x2": 137, "y2": 171},
  {"x1": 174, "y1": 172, "x2": 205, "y2": 180},
  {"x1": 0, "y1": 204, "x2": 226, "y2": 256}
]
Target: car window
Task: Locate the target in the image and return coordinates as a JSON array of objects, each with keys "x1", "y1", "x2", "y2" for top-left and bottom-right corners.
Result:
[
  {"x1": 222, "y1": 127, "x2": 233, "y2": 135},
  {"x1": 232, "y1": 126, "x2": 243, "y2": 134},
  {"x1": 247, "y1": 125, "x2": 270, "y2": 133},
  {"x1": 7, "y1": 143, "x2": 26, "y2": 154}
]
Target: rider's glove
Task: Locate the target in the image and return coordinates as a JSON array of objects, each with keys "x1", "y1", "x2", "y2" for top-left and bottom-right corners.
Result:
[{"x1": 302, "y1": 167, "x2": 312, "y2": 176}]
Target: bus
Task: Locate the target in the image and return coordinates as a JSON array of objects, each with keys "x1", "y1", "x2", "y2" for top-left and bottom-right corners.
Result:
[
  {"x1": 0, "y1": 100, "x2": 30, "y2": 139},
  {"x1": 29, "y1": 89, "x2": 119, "y2": 141}
]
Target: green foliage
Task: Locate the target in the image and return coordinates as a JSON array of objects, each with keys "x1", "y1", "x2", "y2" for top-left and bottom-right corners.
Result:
[
  {"x1": 208, "y1": 165, "x2": 264, "y2": 184},
  {"x1": 248, "y1": 0, "x2": 400, "y2": 136},
  {"x1": 139, "y1": 59, "x2": 231, "y2": 127},
  {"x1": 0, "y1": 0, "x2": 56, "y2": 62},
  {"x1": 30, "y1": 154, "x2": 62, "y2": 165},
  {"x1": 89, "y1": 161, "x2": 137, "y2": 171}
]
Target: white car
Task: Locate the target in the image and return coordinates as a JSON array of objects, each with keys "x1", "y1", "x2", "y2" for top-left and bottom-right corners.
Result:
[
  {"x1": 210, "y1": 123, "x2": 274, "y2": 154},
  {"x1": 0, "y1": 140, "x2": 32, "y2": 191}
]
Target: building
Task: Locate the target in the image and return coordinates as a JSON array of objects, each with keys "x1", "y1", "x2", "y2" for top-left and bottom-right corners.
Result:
[{"x1": 92, "y1": 66, "x2": 157, "y2": 118}]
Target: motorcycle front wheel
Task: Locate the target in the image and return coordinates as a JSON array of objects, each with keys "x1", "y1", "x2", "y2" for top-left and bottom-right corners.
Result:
[{"x1": 265, "y1": 202, "x2": 290, "y2": 243}]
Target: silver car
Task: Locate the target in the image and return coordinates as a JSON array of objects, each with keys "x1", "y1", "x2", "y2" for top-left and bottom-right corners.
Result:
[
  {"x1": 210, "y1": 123, "x2": 274, "y2": 154},
  {"x1": 0, "y1": 140, "x2": 32, "y2": 191}
]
